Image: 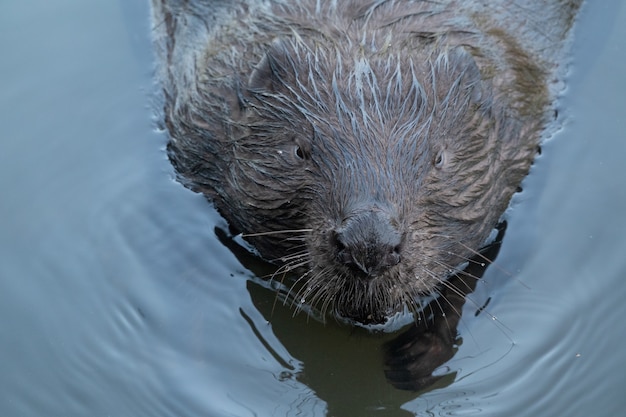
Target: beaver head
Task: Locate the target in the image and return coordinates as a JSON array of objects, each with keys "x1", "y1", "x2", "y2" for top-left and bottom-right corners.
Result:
[{"x1": 165, "y1": 33, "x2": 539, "y2": 323}]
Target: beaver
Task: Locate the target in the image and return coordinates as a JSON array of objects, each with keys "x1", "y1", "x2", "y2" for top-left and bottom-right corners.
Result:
[{"x1": 151, "y1": 0, "x2": 582, "y2": 324}]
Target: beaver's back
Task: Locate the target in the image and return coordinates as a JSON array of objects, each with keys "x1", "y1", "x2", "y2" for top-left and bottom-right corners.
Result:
[{"x1": 152, "y1": 0, "x2": 582, "y2": 113}]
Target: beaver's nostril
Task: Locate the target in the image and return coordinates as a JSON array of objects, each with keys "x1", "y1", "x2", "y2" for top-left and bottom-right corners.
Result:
[{"x1": 333, "y1": 209, "x2": 402, "y2": 277}]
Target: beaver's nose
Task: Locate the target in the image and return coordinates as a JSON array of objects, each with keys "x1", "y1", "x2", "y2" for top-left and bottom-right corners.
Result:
[{"x1": 333, "y1": 209, "x2": 402, "y2": 277}]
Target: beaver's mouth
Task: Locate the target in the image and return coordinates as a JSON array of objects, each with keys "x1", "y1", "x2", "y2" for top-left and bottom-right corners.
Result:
[{"x1": 292, "y1": 267, "x2": 412, "y2": 325}]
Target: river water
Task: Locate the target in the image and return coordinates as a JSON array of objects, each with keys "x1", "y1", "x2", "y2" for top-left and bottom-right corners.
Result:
[{"x1": 1, "y1": 1, "x2": 624, "y2": 416}]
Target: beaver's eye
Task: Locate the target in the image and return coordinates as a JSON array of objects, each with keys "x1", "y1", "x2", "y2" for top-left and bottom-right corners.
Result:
[
  {"x1": 434, "y1": 149, "x2": 446, "y2": 169},
  {"x1": 292, "y1": 137, "x2": 311, "y2": 161},
  {"x1": 294, "y1": 145, "x2": 305, "y2": 160}
]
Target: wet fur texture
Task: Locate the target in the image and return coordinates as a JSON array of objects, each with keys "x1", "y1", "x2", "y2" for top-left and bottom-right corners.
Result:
[{"x1": 151, "y1": 0, "x2": 582, "y2": 323}]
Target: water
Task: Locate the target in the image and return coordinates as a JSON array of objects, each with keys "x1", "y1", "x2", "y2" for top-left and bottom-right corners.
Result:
[{"x1": 0, "y1": 1, "x2": 624, "y2": 416}]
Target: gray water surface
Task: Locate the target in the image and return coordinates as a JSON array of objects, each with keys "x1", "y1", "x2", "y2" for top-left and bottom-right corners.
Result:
[{"x1": 1, "y1": 1, "x2": 625, "y2": 416}]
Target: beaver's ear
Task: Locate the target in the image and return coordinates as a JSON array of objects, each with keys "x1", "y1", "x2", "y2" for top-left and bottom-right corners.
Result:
[
  {"x1": 249, "y1": 38, "x2": 292, "y2": 92},
  {"x1": 433, "y1": 46, "x2": 489, "y2": 105},
  {"x1": 445, "y1": 46, "x2": 486, "y2": 104}
]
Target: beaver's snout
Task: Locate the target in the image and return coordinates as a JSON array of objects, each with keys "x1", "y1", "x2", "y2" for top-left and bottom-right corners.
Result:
[{"x1": 333, "y1": 208, "x2": 403, "y2": 278}]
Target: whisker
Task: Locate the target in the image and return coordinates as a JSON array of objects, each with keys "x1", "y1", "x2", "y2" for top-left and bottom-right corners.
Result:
[
  {"x1": 285, "y1": 270, "x2": 313, "y2": 306},
  {"x1": 440, "y1": 271, "x2": 514, "y2": 335},
  {"x1": 241, "y1": 229, "x2": 313, "y2": 238},
  {"x1": 444, "y1": 250, "x2": 490, "y2": 268},
  {"x1": 431, "y1": 259, "x2": 482, "y2": 294},
  {"x1": 262, "y1": 256, "x2": 307, "y2": 281},
  {"x1": 274, "y1": 250, "x2": 309, "y2": 264}
]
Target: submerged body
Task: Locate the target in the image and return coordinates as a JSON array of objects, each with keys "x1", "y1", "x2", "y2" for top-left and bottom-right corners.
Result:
[{"x1": 151, "y1": 0, "x2": 582, "y2": 323}]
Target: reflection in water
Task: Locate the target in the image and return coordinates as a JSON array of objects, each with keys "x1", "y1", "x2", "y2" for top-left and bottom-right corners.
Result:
[{"x1": 384, "y1": 222, "x2": 506, "y2": 392}]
